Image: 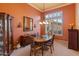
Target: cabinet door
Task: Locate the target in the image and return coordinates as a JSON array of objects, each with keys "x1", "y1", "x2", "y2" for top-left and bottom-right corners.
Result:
[
  {"x1": 0, "y1": 19, "x2": 4, "y2": 55},
  {"x1": 0, "y1": 14, "x2": 13, "y2": 56},
  {"x1": 7, "y1": 15, "x2": 13, "y2": 55},
  {"x1": 68, "y1": 30, "x2": 78, "y2": 50},
  {"x1": 0, "y1": 14, "x2": 8, "y2": 56},
  {"x1": 4, "y1": 16, "x2": 8, "y2": 55},
  {"x1": 8, "y1": 17, "x2": 13, "y2": 55}
]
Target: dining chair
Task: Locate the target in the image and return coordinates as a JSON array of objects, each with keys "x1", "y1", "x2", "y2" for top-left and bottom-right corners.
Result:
[
  {"x1": 30, "y1": 42, "x2": 42, "y2": 56},
  {"x1": 45, "y1": 35, "x2": 55, "y2": 54},
  {"x1": 30, "y1": 35, "x2": 45, "y2": 56}
]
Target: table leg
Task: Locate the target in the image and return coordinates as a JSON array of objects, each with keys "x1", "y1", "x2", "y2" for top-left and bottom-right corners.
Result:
[{"x1": 42, "y1": 45, "x2": 43, "y2": 56}]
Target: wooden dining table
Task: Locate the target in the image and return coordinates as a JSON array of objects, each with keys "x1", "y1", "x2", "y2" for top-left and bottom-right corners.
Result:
[
  {"x1": 33, "y1": 35, "x2": 52, "y2": 42},
  {"x1": 18, "y1": 35, "x2": 52, "y2": 56},
  {"x1": 32, "y1": 35, "x2": 52, "y2": 56}
]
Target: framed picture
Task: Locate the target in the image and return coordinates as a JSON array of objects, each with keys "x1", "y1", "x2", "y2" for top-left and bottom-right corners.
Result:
[{"x1": 23, "y1": 16, "x2": 33, "y2": 31}]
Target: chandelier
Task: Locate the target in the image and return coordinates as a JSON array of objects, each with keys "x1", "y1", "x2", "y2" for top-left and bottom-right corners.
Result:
[
  {"x1": 39, "y1": 3, "x2": 48, "y2": 25},
  {"x1": 39, "y1": 21, "x2": 48, "y2": 24}
]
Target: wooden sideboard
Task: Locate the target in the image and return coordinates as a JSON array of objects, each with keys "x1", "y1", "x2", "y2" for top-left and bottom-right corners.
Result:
[{"x1": 68, "y1": 29, "x2": 79, "y2": 50}]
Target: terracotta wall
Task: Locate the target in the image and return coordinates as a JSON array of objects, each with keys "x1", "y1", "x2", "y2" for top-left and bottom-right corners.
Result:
[
  {"x1": 45, "y1": 4, "x2": 76, "y2": 40},
  {"x1": 0, "y1": 3, "x2": 76, "y2": 45},
  {"x1": 76, "y1": 4, "x2": 79, "y2": 29},
  {"x1": 0, "y1": 3, "x2": 42, "y2": 44},
  {"x1": 40, "y1": 13, "x2": 46, "y2": 35}
]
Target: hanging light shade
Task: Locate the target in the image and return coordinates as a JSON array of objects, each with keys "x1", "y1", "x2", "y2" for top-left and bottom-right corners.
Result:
[
  {"x1": 39, "y1": 3, "x2": 49, "y2": 25},
  {"x1": 39, "y1": 22, "x2": 43, "y2": 24},
  {"x1": 43, "y1": 21, "x2": 46, "y2": 24}
]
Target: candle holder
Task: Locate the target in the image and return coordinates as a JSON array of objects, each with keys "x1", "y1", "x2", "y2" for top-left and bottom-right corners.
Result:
[{"x1": 69, "y1": 24, "x2": 74, "y2": 29}]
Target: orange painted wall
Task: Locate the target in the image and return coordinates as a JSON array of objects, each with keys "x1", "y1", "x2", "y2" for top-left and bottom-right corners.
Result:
[
  {"x1": 40, "y1": 13, "x2": 46, "y2": 35},
  {"x1": 0, "y1": 3, "x2": 42, "y2": 45},
  {"x1": 45, "y1": 4, "x2": 76, "y2": 40},
  {"x1": 0, "y1": 3, "x2": 76, "y2": 45}
]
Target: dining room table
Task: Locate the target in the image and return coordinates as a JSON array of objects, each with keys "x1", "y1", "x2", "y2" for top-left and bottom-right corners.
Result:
[
  {"x1": 32, "y1": 34, "x2": 52, "y2": 56},
  {"x1": 33, "y1": 34, "x2": 52, "y2": 42}
]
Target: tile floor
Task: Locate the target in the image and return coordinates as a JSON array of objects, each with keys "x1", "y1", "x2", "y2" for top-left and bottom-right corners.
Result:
[{"x1": 11, "y1": 39, "x2": 79, "y2": 56}]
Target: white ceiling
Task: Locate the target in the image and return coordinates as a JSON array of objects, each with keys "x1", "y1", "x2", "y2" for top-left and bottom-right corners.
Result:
[{"x1": 28, "y1": 3, "x2": 70, "y2": 12}]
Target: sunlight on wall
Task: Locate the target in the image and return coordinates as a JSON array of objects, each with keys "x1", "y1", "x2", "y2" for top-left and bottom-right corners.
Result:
[{"x1": 76, "y1": 4, "x2": 79, "y2": 29}]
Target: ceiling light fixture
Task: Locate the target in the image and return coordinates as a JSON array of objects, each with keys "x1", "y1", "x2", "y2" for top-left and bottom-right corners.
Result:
[{"x1": 39, "y1": 3, "x2": 48, "y2": 25}]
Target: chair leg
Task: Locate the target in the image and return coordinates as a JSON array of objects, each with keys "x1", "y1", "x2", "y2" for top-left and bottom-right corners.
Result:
[
  {"x1": 52, "y1": 44, "x2": 54, "y2": 51},
  {"x1": 50, "y1": 45, "x2": 52, "y2": 54},
  {"x1": 52, "y1": 44, "x2": 55, "y2": 55},
  {"x1": 34, "y1": 51, "x2": 36, "y2": 56}
]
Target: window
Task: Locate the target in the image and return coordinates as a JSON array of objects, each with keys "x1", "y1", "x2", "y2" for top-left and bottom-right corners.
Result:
[{"x1": 45, "y1": 11, "x2": 63, "y2": 36}]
